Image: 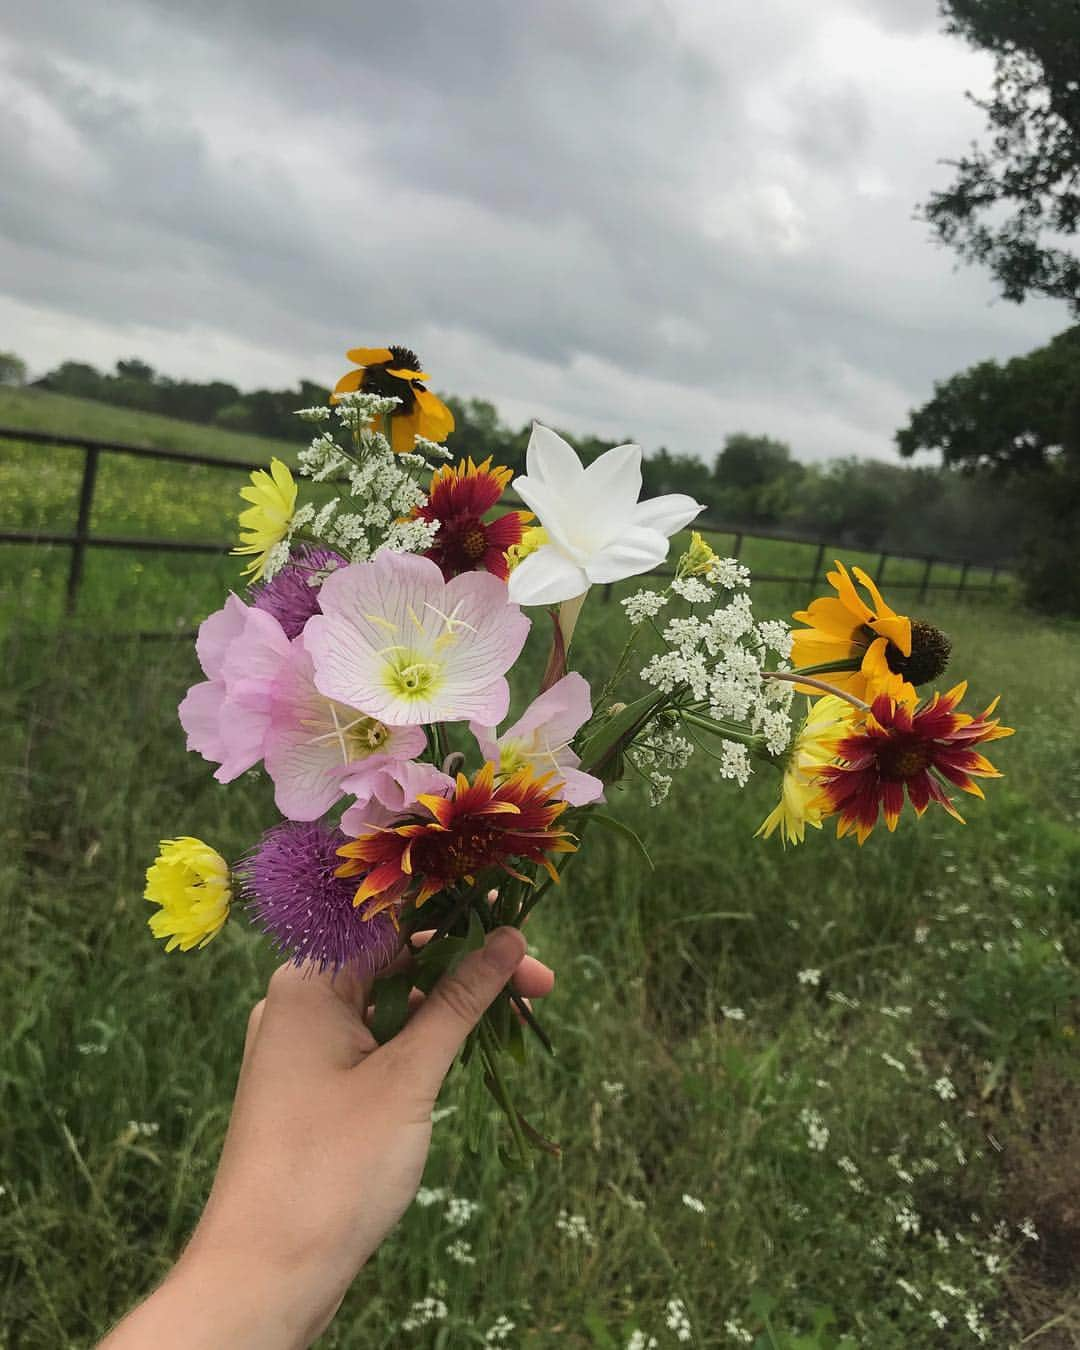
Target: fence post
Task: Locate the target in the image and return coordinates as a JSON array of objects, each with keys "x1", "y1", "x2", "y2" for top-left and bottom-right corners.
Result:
[
  {"x1": 732, "y1": 531, "x2": 743, "y2": 559},
  {"x1": 989, "y1": 563, "x2": 999, "y2": 589},
  {"x1": 918, "y1": 557, "x2": 933, "y2": 602},
  {"x1": 808, "y1": 536, "x2": 826, "y2": 588},
  {"x1": 955, "y1": 560, "x2": 970, "y2": 599},
  {"x1": 875, "y1": 551, "x2": 888, "y2": 586},
  {"x1": 66, "y1": 444, "x2": 100, "y2": 614},
  {"x1": 602, "y1": 583, "x2": 613, "y2": 604}
]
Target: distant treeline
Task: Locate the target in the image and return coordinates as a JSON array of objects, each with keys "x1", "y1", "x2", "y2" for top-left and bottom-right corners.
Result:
[{"x1": 21, "y1": 354, "x2": 1012, "y2": 563}]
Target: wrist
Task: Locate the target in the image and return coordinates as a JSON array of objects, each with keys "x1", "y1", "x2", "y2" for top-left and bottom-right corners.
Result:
[{"x1": 102, "y1": 1250, "x2": 328, "y2": 1350}]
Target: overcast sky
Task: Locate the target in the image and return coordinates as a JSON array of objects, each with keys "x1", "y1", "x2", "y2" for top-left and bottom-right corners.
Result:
[{"x1": 0, "y1": 0, "x2": 1065, "y2": 463}]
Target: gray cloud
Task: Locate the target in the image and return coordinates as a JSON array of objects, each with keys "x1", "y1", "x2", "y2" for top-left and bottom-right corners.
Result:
[{"x1": 0, "y1": 0, "x2": 1064, "y2": 462}]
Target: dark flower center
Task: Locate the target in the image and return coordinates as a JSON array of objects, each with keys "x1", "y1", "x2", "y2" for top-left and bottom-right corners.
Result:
[
  {"x1": 461, "y1": 520, "x2": 487, "y2": 561},
  {"x1": 360, "y1": 344, "x2": 426, "y2": 414},
  {"x1": 884, "y1": 619, "x2": 952, "y2": 686},
  {"x1": 878, "y1": 737, "x2": 933, "y2": 780}
]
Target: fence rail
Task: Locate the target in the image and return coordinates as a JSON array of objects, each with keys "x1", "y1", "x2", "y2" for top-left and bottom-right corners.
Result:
[{"x1": 0, "y1": 425, "x2": 1013, "y2": 616}]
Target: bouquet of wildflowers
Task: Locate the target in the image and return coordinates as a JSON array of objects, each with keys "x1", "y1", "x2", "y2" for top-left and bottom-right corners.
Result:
[{"x1": 145, "y1": 344, "x2": 1013, "y2": 1162}]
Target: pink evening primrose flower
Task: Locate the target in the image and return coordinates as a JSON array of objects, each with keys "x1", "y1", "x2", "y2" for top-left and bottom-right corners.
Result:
[
  {"x1": 179, "y1": 595, "x2": 426, "y2": 820},
  {"x1": 507, "y1": 423, "x2": 704, "y2": 607},
  {"x1": 339, "y1": 759, "x2": 456, "y2": 837},
  {"x1": 263, "y1": 641, "x2": 426, "y2": 820},
  {"x1": 178, "y1": 594, "x2": 290, "y2": 783},
  {"x1": 304, "y1": 551, "x2": 530, "y2": 728},
  {"x1": 469, "y1": 672, "x2": 604, "y2": 807}
]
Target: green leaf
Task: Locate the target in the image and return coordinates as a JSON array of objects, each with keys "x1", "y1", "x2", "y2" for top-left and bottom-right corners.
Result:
[
  {"x1": 577, "y1": 689, "x2": 666, "y2": 775},
  {"x1": 588, "y1": 810, "x2": 654, "y2": 869},
  {"x1": 368, "y1": 971, "x2": 412, "y2": 1045},
  {"x1": 583, "y1": 1310, "x2": 616, "y2": 1347}
]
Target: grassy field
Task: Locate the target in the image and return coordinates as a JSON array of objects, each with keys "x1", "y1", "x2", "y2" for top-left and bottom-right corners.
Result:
[
  {"x1": 0, "y1": 388, "x2": 1006, "y2": 636},
  {"x1": 2, "y1": 397, "x2": 1077, "y2": 1348}
]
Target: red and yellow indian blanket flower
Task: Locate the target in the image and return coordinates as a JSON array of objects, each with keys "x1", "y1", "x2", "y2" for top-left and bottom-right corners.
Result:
[
  {"x1": 331, "y1": 345, "x2": 455, "y2": 454},
  {"x1": 815, "y1": 682, "x2": 1013, "y2": 844},
  {"x1": 792, "y1": 561, "x2": 950, "y2": 704},
  {"x1": 414, "y1": 457, "x2": 532, "y2": 580},
  {"x1": 335, "y1": 762, "x2": 576, "y2": 916}
]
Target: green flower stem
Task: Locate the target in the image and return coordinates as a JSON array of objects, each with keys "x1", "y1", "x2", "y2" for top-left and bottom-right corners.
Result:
[
  {"x1": 469, "y1": 894, "x2": 554, "y2": 1055},
  {"x1": 785, "y1": 657, "x2": 863, "y2": 677},
  {"x1": 760, "y1": 669, "x2": 871, "y2": 712},
  {"x1": 680, "y1": 711, "x2": 765, "y2": 749},
  {"x1": 478, "y1": 1018, "x2": 530, "y2": 1167}
]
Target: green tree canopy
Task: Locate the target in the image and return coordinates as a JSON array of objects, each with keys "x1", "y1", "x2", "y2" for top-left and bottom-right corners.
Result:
[
  {"x1": 0, "y1": 351, "x2": 27, "y2": 386},
  {"x1": 896, "y1": 325, "x2": 1080, "y2": 472},
  {"x1": 922, "y1": 0, "x2": 1080, "y2": 311}
]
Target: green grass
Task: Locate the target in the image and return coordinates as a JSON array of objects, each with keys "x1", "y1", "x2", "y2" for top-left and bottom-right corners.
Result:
[
  {"x1": 3, "y1": 572, "x2": 1079, "y2": 1347},
  {"x1": 0, "y1": 396, "x2": 1072, "y2": 1347}
]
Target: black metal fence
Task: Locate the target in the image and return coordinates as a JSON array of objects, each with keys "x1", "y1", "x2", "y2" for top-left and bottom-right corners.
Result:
[{"x1": 0, "y1": 425, "x2": 1012, "y2": 616}]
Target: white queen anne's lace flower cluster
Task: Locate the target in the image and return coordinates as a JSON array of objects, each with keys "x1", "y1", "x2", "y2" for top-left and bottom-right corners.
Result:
[
  {"x1": 293, "y1": 392, "x2": 440, "y2": 564},
  {"x1": 631, "y1": 559, "x2": 795, "y2": 784}
]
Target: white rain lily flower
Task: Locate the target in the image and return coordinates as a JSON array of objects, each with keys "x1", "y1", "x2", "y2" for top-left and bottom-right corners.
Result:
[{"x1": 507, "y1": 424, "x2": 703, "y2": 606}]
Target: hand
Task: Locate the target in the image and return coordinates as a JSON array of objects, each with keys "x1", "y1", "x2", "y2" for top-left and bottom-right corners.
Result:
[{"x1": 101, "y1": 927, "x2": 552, "y2": 1350}]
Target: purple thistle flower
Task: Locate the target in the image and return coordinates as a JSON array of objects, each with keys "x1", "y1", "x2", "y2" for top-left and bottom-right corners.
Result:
[
  {"x1": 251, "y1": 545, "x2": 347, "y2": 640},
  {"x1": 243, "y1": 821, "x2": 400, "y2": 976}
]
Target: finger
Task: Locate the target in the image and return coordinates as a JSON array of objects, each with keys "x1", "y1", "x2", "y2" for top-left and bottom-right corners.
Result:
[
  {"x1": 386, "y1": 928, "x2": 526, "y2": 1089},
  {"x1": 242, "y1": 999, "x2": 266, "y2": 1061},
  {"x1": 257, "y1": 960, "x2": 378, "y2": 1069},
  {"x1": 511, "y1": 954, "x2": 554, "y2": 999}
]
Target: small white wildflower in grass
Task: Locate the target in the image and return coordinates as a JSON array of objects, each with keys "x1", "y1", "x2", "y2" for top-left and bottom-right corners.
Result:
[
  {"x1": 665, "y1": 1297, "x2": 693, "y2": 1343},
  {"x1": 914, "y1": 922, "x2": 930, "y2": 944},
  {"x1": 756, "y1": 619, "x2": 792, "y2": 657},
  {"x1": 626, "y1": 1331, "x2": 658, "y2": 1350},
  {"x1": 827, "y1": 990, "x2": 860, "y2": 1009},
  {"x1": 895, "y1": 1206, "x2": 921, "y2": 1236},
  {"x1": 556, "y1": 1210, "x2": 595, "y2": 1244},
  {"x1": 723, "y1": 1318, "x2": 754, "y2": 1344},
  {"x1": 445, "y1": 1197, "x2": 479, "y2": 1228},
  {"x1": 681, "y1": 1193, "x2": 706, "y2": 1214},
  {"x1": 446, "y1": 1238, "x2": 476, "y2": 1265},
  {"x1": 936, "y1": 1281, "x2": 963, "y2": 1298},
  {"x1": 77, "y1": 1042, "x2": 108, "y2": 1055},
  {"x1": 984, "y1": 1252, "x2": 1002, "y2": 1274},
  {"x1": 402, "y1": 1295, "x2": 448, "y2": 1331},
  {"x1": 881, "y1": 1052, "x2": 907, "y2": 1074},
  {"x1": 837, "y1": 1156, "x2": 859, "y2": 1176},
  {"x1": 415, "y1": 1186, "x2": 447, "y2": 1208},
  {"x1": 964, "y1": 1305, "x2": 989, "y2": 1341},
  {"x1": 929, "y1": 1310, "x2": 949, "y2": 1330},
  {"x1": 485, "y1": 1315, "x2": 516, "y2": 1345},
  {"x1": 897, "y1": 1277, "x2": 923, "y2": 1302},
  {"x1": 722, "y1": 1006, "x2": 746, "y2": 1022},
  {"x1": 1020, "y1": 1218, "x2": 1039, "y2": 1241},
  {"x1": 869, "y1": 1235, "x2": 888, "y2": 1258},
  {"x1": 799, "y1": 1107, "x2": 829, "y2": 1152},
  {"x1": 126, "y1": 1120, "x2": 160, "y2": 1137},
  {"x1": 797, "y1": 968, "x2": 821, "y2": 987},
  {"x1": 601, "y1": 1080, "x2": 627, "y2": 1102}
]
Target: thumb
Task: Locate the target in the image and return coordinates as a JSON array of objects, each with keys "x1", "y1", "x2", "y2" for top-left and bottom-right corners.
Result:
[{"x1": 390, "y1": 927, "x2": 526, "y2": 1089}]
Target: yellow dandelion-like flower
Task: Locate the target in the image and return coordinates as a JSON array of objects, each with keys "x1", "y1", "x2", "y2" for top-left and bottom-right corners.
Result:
[
  {"x1": 145, "y1": 837, "x2": 231, "y2": 951},
  {"x1": 232, "y1": 458, "x2": 298, "y2": 581},
  {"x1": 755, "y1": 695, "x2": 856, "y2": 846}
]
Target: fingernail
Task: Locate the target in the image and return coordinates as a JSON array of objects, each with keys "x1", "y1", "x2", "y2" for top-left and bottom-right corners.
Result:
[{"x1": 484, "y1": 927, "x2": 526, "y2": 977}]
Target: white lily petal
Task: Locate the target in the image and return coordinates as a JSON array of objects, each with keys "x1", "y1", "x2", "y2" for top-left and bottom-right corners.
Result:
[
  {"x1": 512, "y1": 475, "x2": 589, "y2": 562},
  {"x1": 581, "y1": 443, "x2": 643, "y2": 522},
  {"x1": 525, "y1": 423, "x2": 585, "y2": 487},
  {"x1": 633, "y1": 493, "x2": 704, "y2": 538},
  {"x1": 507, "y1": 548, "x2": 590, "y2": 606},
  {"x1": 583, "y1": 527, "x2": 669, "y2": 584}
]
